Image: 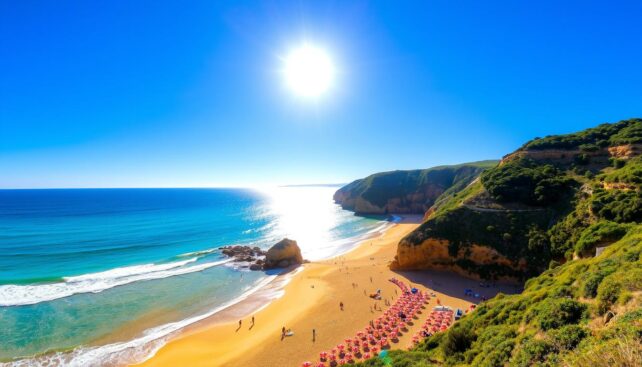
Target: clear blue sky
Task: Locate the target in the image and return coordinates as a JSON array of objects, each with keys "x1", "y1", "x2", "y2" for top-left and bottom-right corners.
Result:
[{"x1": 1, "y1": 1, "x2": 641, "y2": 188}]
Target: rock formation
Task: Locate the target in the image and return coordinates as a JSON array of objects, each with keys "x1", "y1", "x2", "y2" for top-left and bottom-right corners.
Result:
[
  {"x1": 264, "y1": 238, "x2": 304, "y2": 269},
  {"x1": 219, "y1": 238, "x2": 304, "y2": 270}
]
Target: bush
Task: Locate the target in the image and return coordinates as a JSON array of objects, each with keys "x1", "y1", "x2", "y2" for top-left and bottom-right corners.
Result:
[
  {"x1": 442, "y1": 323, "x2": 476, "y2": 356},
  {"x1": 575, "y1": 221, "x2": 630, "y2": 257},
  {"x1": 535, "y1": 299, "x2": 586, "y2": 330},
  {"x1": 575, "y1": 153, "x2": 590, "y2": 165},
  {"x1": 610, "y1": 157, "x2": 627, "y2": 169},
  {"x1": 583, "y1": 272, "x2": 607, "y2": 298},
  {"x1": 603, "y1": 156, "x2": 642, "y2": 185},
  {"x1": 590, "y1": 189, "x2": 642, "y2": 223},
  {"x1": 579, "y1": 143, "x2": 600, "y2": 152},
  {"x1": 549, "y1": 325, "x2": 587, "y2": 350},
  {"x1": 511, "y1": 338, "x2": 554, "y2": 366},
  {"x1": 596, "y1": 277, "x2": 622, "y2": 314}
]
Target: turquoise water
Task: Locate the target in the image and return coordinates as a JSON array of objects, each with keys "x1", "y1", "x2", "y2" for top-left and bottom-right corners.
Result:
[{"x1": 0, "y1": 187, "x2": 388, "y2": 365}]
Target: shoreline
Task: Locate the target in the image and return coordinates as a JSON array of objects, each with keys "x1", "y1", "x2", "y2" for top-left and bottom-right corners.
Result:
[
  {"x1": 135, "y1": 218, "x2": 520, "y2": 367},
  {"x1": 0, "y1": 215, "x2": 398, "y2": 366}
]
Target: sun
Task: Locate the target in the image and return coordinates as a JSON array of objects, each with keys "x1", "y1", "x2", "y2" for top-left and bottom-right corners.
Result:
[{"x1": 283, "y1": 44, "x2": 335, "y2": 98}]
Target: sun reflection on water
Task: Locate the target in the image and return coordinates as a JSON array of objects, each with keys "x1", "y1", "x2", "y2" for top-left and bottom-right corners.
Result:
[{"x1": 257, "y1": 186, "x2": 375, "y2": 260}]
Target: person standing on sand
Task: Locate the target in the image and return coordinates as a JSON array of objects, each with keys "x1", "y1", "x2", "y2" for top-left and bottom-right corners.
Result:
[
  {"x1": 281, "y1": 326, "x2": 286, "y2": 340},
  {"x1": 312, "y1": 328, "x2": 316, "y2": 342},
  {"x1": 239, "y1": 320, "x2": 242, "y2": 328},
  {"x1": 251, "y1": 316, "x2": 254, "y2": 325},
  {"x1": 340, "y1": 301, "x2": 344, "y2": 311}
]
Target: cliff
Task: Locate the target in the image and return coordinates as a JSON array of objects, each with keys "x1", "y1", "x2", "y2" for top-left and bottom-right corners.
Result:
[
  {"x1": 392, "y1": 118, "x2": 642, "y2": 280},
  {"x1": 333, "y1": 161, "x2": 497, "y2": 215}
]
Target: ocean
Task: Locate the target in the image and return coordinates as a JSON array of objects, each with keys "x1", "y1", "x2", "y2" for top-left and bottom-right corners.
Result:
[{"x1": 0, "y1": 187, "x2": 390, "y2": 366}]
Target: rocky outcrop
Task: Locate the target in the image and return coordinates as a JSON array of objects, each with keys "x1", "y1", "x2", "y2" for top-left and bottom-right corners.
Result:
[
  {"x1": 221, "y1": 245, "x2": 266, "y2": 261},
  {"x1": 219, "y1": 238, "x2": 304, "y2": 271},
  {"x1": 602, "y1": 182, "x2": 637, "y2": 191},
  {"x1": 220, "y1": 245, "x2": 265, "y2": 270},
  {"x1": 390, "y1": 238, "x2": 526, "y2": 282},
  {"x1": 264, "y1": 238, "x2": 304, "y2": 269},
  {"x1": 608, "y1": 144, "x2": 642, "y2": 159}
]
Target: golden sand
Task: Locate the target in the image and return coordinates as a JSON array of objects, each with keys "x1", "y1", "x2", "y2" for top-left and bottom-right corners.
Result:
[{"x1": 135, "y1": 222, "x2": 518, "y2": 367}]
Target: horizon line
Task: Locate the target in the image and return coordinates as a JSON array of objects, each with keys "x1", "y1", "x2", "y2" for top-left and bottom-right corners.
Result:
[{"x1": 0, "y1": 183, "x2": 348, "y2": 190}]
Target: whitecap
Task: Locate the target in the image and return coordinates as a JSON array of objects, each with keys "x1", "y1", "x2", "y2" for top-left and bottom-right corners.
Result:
[
  {"x1": 0, "y1": 258, "x2": 232, "y2": 307},
  {"x1": 0, "y1": 275, "x2": 277, "y2": 367}
]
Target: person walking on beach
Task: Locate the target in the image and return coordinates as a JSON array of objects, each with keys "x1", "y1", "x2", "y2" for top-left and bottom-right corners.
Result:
[
  {"x1": 251, "y1": 316, "x2": 255, "y2": 325},
  {"x1": 312, "y1": 328, "x2": 316, "y2": 342},
  {"x1": 339, "y1": 301, "x2": 344, "y2": 311},
  {"x1": 239, "y1": 319, "x2": 242, "y2": 327},
  {"x1": 281, "y1": 326, "x2": 286, "y2": 340}
]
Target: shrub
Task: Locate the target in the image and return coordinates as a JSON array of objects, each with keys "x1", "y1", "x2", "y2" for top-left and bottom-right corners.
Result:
[
  {"x1": 511, "y1": 338, "x2": 554, "y2": 366},
  {"x1": 610, "y1": 157, "x2": 627, "y2": 168},
  {"x1": 579, "y1": 143, "x2": 600, "y2": 152},
  {"x1": 549, "y1": 325, "x2": 587, "y2": 350},
  {"x1": 583, "y1": 272, "x2": 607, "y2": 298},
  {"x1": 603, "y1": 156, "x2": 642, "y2": 186},
  {"x1": 575, "y1": 221, "x2": 630, "y2": 257},
  {"x1": 590, "y1": 189, "x2": 642, "y2": 223},
  {"x1": 574, "y1": 153, "x2": 590, "y2": 165},
  {"x1": 442, "y1": 323, "x2": 476, "y2": 356},
  {"x1": 596, "y1": 277, "x2": 622, "y2": 314},
  {"x1": 535, "y1": 299, "x2": 586, "y2": 330}
]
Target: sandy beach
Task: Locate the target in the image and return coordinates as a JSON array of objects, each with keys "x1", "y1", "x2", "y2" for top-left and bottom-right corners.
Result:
[{"x1": 135, "y1": 220, "x2": 519, "y2": 367}]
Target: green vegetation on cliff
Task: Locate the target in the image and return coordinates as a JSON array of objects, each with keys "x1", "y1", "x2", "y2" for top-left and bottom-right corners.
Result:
[
  {"x1": 399, "y1": 118, "x2": 642, "y2": 280},
  {"x1": 358, "y1": 228, "x2": 642, "y2": 366},
  {"x1": 480, "y1": 158, "x2": 575, "y2": 206},
  {"x1": 333, "y1": 161, "x2": 497, "y2": 215},
  {"x1": 521, "y1": 118, "x2": 642, "y2": 151}
]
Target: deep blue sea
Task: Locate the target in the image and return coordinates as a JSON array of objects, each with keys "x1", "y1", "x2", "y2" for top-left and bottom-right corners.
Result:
[{"x1": 0, "y1": 187, "x2": 389, "y2": 366}]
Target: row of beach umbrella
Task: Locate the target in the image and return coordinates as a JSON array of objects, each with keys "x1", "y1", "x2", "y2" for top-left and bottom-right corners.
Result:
[{"x1": 301, "y1": 278, "x2": 431, "y2": 367}]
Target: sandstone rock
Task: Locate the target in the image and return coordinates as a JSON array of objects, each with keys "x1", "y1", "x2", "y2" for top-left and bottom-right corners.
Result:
[
  {"x1": 264, "y1": 238, "x2": 304, "y2": 269},
  {"x1": 277, "y1": 259, "x2": 290, "y2": 268},
  {"x1": 391, "y1": 238, "x2": 525, "y2": 282}
]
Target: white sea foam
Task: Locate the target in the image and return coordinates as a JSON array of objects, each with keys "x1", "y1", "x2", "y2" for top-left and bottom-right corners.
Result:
[
  {"x1": 1, "y1": 211, "x2": 395, "y2": 365},
  {"x1": 0, "y1": 275, "x2": 278, "y2": 367},
  {"x1": 176, "y1": 247, "x2": 219, "y2": 258},
  {"x1": 0, "y1": 258, "x2": 232, "y2": 307}
]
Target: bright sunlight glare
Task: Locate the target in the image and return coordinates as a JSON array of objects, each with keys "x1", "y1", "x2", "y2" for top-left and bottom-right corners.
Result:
[{"x1": 283, "y1": 44, "x2": 335, "y2": 98}]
